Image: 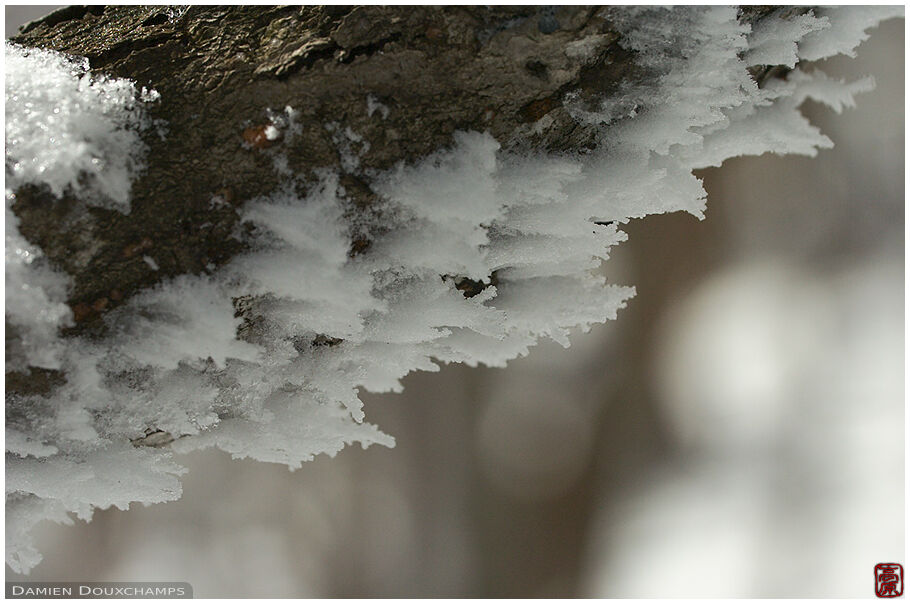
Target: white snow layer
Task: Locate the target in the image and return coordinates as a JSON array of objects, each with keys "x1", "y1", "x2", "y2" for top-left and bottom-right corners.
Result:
[
  {"x1": 4, "y1": 6, "x2": 902, "y2": 573},
  {"x1": 5, "y1": 43, "x2": 158, "y2": 375}
]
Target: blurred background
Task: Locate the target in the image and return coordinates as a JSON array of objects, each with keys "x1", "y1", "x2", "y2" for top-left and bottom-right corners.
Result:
[{"x1": 6, "y1": 7, "x2": 904, "y2": 598}]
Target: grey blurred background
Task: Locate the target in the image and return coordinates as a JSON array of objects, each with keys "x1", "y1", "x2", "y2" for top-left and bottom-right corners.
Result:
[{"x1": 6, "y1": 6, "x2": 904, "y2": 598}]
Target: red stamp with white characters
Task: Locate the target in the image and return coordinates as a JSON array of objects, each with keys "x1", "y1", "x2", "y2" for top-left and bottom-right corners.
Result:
[{"x1": 875, "y1": 563, "x2": 903, "y2": 598}]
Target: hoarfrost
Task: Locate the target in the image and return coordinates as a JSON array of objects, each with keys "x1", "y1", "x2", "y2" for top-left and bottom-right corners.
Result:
[
  {"x1": 5, "y1": 44, "x2": 156, "y2": 209},
  {"x1": 797, "y1": 6, "x2": 905, "y2": 61},
  {"x1": 5, "y1": 7, "x2": 901, "y2": 573}
]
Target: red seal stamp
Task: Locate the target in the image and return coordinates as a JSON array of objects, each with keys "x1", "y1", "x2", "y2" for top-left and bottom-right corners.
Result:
[{"x1": 875, "y1": 563, "x2": 903, "y2": 597}]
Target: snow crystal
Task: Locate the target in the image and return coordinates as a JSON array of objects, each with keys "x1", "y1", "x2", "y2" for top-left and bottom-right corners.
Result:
[
  {"x1": 142, "y1": 255, "x2": 159, "y2": 271},
  {"x1": 5, "y1": 43, "x2": 156, "y2": 209},
  {"x1": 5, "y1": 42, "x2": 157, "y2": 372},
  {"x1": 745, "y1": 10, "x2": 829, "y2": 69},
  {"x1": 366, "y1": 94, "x2": 390, "y2": 119},
  {"x1": 5, "y1": 206, "x2": 72, "y2": 370},
  {"x1": 798, "y1": 6, "x2": 905, "y2": 61},
  {"x1": 5, "y1": 7, "x2": 902, "y2": 573},
  {"x1": 6, "y1": 429, "x2": 58, "y2": 459}
]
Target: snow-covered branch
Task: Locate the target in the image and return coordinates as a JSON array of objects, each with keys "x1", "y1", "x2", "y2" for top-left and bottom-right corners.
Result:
[{"x1": 5, "y1": 5, "x2": 902, "y2": 573}]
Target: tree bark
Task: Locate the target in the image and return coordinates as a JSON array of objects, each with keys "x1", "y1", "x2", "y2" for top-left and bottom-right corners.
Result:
[{"x1": 7, "y1": 5, "x2": 782, "y2": 389}]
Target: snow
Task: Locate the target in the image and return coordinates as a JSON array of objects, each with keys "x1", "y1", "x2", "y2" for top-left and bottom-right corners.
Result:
[
  {"x1": 366, "y1": 94, "x2": 389, "y2": 119},
  {"x1": 798, "y1": 6, "x2": 905, "y2": 61},
  {"x1": 745, "y1": 10, "x2": 829, "y2": 69},
  {"x1": 142, "y1": 255, "x2": 159, "y2": 271},
  {"x1": 5, "y1": 210, "x2": 73, "y2": 371},
  {"x1": 4, "y1": 7, "x2": 903, "y2": 574},
  {"x1": 5, "y1": 44, "x2": 156, "y2": 209},
  {"x1": 5, "y1": 43, "x2": 157, "y2": 373}
]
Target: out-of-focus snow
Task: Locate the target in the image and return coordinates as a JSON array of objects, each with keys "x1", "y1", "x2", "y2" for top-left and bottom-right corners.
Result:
[
  {"x1": 585, "y1": 255, "x2": 904, "y2": 597},
  {"x1": 4, "y1": 6, "x2": 901, "y2": 574}
]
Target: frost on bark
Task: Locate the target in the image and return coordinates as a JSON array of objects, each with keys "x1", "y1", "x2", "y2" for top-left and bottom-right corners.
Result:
[
  {"x1": 13, "y1": 7, "x2": 624, "y2": 330},
  {"x1": 7, "y1": 5, "x2": 784, "y2": 347},
  {"x1": 5, "y1": 5, "x2": 902, "y2": 574}
]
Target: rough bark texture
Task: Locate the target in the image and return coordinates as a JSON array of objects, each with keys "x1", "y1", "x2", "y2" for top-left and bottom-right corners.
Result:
[{"x1": 7, "y1": 5, "x2": 781, "y2": 394}]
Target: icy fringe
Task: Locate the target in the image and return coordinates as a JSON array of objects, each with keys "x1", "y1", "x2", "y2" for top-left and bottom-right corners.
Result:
[{"x1": 4, "y1": 6, "x2": 902, "y2": 573}]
